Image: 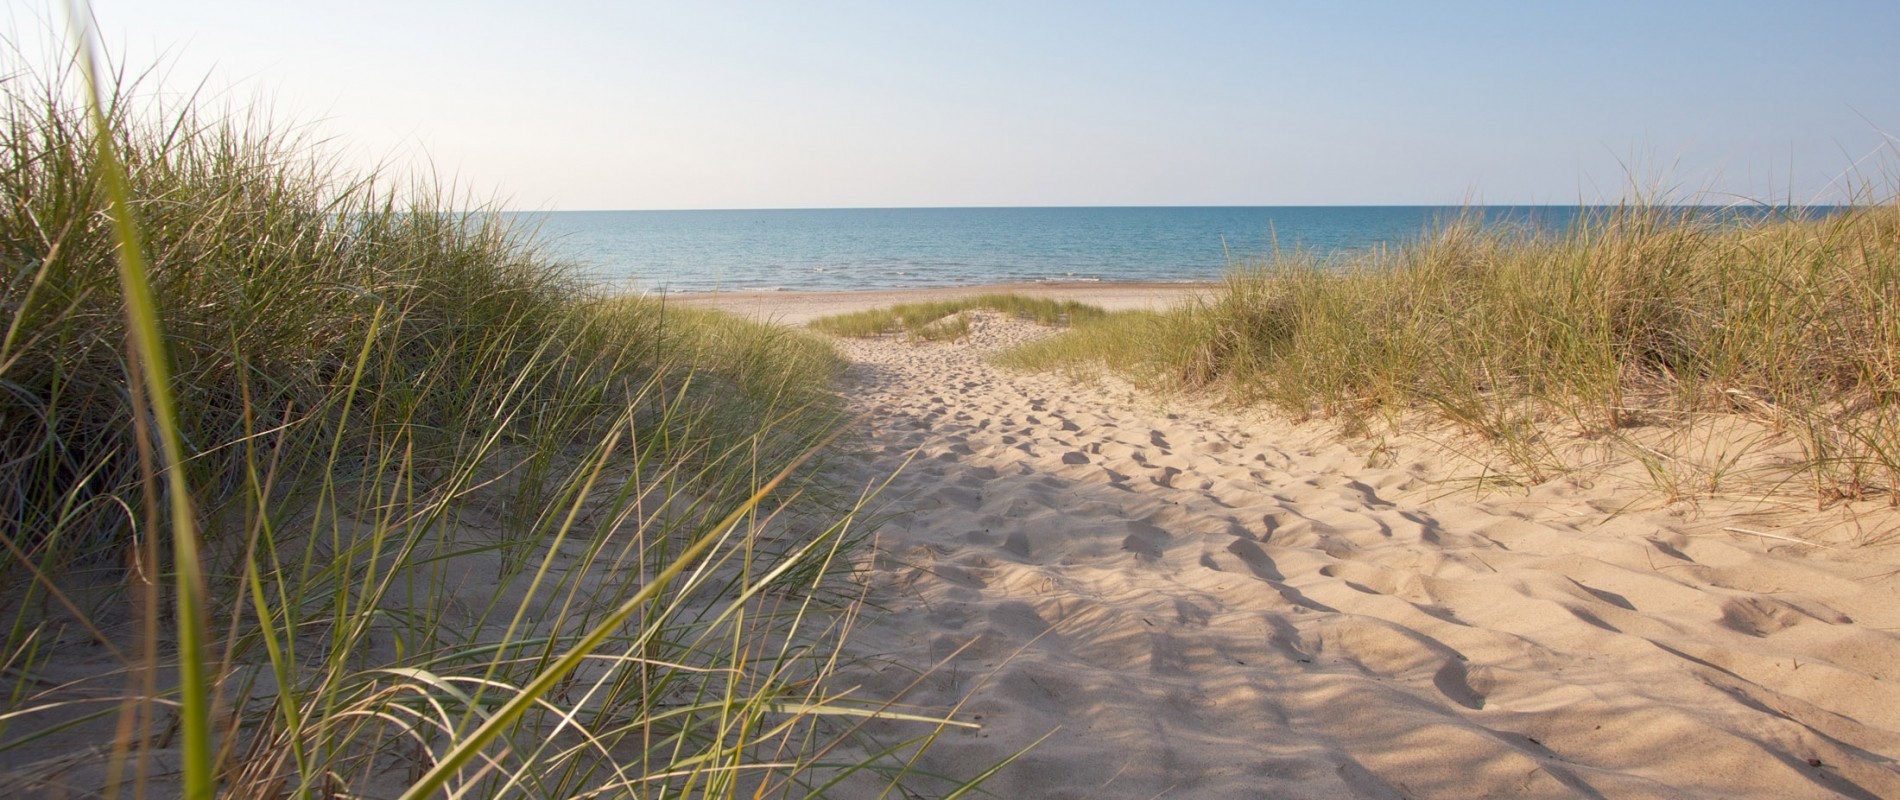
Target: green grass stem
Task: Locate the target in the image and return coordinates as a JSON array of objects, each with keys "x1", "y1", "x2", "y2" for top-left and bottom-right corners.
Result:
[
  {"x1": 1003, "y1": 202, "x2": 1900, "y2": 503},
  {"x1": 810, "y1": 293, "x2": 1106, "y2": 339},
  {"x1": 67, "y1": 9, "x2": 214, "y2": 797},
  {"x1": 1, "y1": 25, "x2": 991, "y2": 798}
]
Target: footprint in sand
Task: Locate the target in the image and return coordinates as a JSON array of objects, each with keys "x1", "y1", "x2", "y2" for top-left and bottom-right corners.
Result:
[
  {"x1": 823, "y1": 312, "x2": 1900, "y2": 800},
  {"x1": 1718, "y1": 595, "x2": 1846, "y2": 637},
  {"x1": 1003, "y1": 530, "x2": 1033, "y2": 560},
  {"x1": 1174, "y1": 598, "x2": 1214, "y2": 627},
  {"x1": 1121, "y1": 523, "x2": 1171, "y2": 561},
  {"x1": 1431, "y1": 659, "x2": 1488, "y2": 710}
]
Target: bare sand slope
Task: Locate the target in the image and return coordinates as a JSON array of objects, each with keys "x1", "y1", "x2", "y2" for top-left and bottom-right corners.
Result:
[{"x1": 828, "y1": 313, "x2": 1900, "y2": 799}]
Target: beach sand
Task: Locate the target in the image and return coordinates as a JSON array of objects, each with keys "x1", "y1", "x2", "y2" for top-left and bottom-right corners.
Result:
[{"x1": 698, "y1": 287, "x2": 1900, "y2": 799}]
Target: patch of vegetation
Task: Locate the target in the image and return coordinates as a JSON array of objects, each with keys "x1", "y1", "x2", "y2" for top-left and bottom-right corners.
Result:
[
  {"x1": 0, "y1": 40, "x2": 987, "y2": 798},
  {"x1": 809, "y1": 292, "x2": 1106, "y2": 339},
  {"x1": 1003, "y1": 203, "x2": 1900, "y2": 502}
]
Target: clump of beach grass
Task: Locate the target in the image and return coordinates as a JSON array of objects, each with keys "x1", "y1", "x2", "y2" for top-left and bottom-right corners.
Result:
[
  {"x1": 909, "y1": 311, "x2": 972, "y2": 343},
  {"x1": 0, "y1": 35, "x2": 986, "y2": 798},
  {"x1": 1003, "y1": 202, "x2": 1900, "y2": 504},
  {"x1": 809, "y1": 293, "x2": 1105, "y2": 340}
]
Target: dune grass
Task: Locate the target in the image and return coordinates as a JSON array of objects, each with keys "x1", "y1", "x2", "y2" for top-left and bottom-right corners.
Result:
[
  {"x1": 1002, "y1": 203, "x2": 1900, "y2": 503},
  {"x1": 809, "y1": 293, "x2": 1105, "y2": 341},
  {"x1": 0, "y1": 38, "x2": 982, "y2": 798}
]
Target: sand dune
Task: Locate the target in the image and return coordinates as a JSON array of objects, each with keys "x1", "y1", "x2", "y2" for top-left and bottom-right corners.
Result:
[{"x1": 824, "y1": 311, "x2": 1900, "y2": 799}]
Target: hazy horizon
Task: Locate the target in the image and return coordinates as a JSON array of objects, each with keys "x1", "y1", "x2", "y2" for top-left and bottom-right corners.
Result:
[
  {"x1": 20, "y1": 1, "x2": 1900, "y2": 210},
  {"x1": 513, "y1": 200, "x2": 1857, "y2": 213}
]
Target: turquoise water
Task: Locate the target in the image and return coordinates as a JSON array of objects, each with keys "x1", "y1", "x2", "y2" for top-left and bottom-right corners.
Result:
[{"x1": 506, "y1": 206, "x2": 1777, "y2": 293}]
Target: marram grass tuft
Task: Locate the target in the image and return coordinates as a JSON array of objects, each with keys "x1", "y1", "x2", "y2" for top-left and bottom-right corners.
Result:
[
  {"x1": 1002, "y1": 202, "x2": 1900, "y2": 503},
  {"x1": 0, "y1": 30, "x2": 990, "y2": 799}
]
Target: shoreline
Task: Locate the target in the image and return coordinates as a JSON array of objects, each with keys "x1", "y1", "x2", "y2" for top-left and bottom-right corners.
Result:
[{"x1": 660, "y1": 280, "x2": 1216, "y2": 325}]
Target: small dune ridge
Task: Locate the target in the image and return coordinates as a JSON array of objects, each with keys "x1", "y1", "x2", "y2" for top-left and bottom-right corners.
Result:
[{"x1": 829, "y1": 311, "x2": 1900, "y2": 799}]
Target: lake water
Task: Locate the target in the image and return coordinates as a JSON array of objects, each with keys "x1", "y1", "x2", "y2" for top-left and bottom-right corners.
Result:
[{"x1": 505, "y1": 206, "x2": 1788, "y2": 293}]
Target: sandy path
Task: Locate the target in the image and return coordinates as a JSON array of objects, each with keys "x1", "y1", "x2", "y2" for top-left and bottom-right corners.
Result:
[{"x1": 827, "y1": 313, "x2": 1900, "y2": 799}]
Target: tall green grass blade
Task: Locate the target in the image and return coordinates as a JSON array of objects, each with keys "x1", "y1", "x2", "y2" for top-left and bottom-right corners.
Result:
[
  {"x1": 4, "y1": 14, "x2": 983, "y2": 796},
  {"x1": 65, "y1": 5, "x2": 214, "y2": 798},
  {"x1": 397, "y1": 428, "x2": 841, "y2": 800}
]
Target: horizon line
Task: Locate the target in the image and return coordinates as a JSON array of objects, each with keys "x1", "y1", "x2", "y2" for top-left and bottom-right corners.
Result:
[{"x1": 496, "y1": 200, "x2": 1844, "y2": 214}]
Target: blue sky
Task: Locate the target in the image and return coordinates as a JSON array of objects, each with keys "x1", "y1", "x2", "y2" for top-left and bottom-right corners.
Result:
[{"x1": 26, "y1": 1, "x2": 1900, "y2": 208}]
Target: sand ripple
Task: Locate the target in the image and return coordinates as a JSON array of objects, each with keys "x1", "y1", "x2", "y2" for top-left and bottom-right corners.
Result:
[{"x1": 830, "y1": 313, "x2": 1900, "y2": 799}]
